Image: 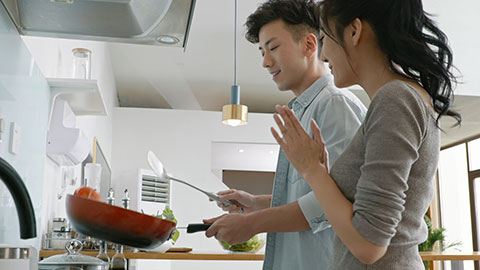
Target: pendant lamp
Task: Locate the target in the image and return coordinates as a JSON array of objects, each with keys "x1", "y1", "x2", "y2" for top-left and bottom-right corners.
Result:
[{"x1": 222, "y1": 0, "x2": 248, "y2": 126}]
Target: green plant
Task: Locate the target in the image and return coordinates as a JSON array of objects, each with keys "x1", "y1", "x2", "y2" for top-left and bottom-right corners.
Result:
[
  {"x1": 418, "y1": 214, "x2": 462, "y2": 269},
  {"x1": 150, "y1": 205, "x2": 180, "y2": 244}
]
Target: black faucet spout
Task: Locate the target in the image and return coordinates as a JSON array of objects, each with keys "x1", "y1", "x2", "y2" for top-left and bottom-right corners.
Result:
[{"x1": 0, "y1": 157, "x2": 36, "y2": 239}]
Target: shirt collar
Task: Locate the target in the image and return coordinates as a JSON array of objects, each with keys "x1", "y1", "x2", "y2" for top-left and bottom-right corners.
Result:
[{"x1": 288, "y1": 74, "x2": 332, "y2": 109}]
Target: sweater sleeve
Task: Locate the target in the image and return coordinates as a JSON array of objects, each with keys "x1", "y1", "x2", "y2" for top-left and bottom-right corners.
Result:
[{"x1": 352, "y1": 84, "x2": 427, "y2": 246}]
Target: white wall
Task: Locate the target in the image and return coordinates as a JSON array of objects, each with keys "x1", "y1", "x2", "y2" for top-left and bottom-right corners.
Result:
[
  {"x1": 0, "y1": 4, "x2": 50, "y2": 249},
  {"x1": 21, "y1": 36, "x2": 118, "y2": 239},
  {"x1": 21, "y1": 36, "x2": 119, "y2": 158},
  {"x1": 211, "y1": 142, "x2": 279, "y2": 181},
  {"x1": 423, "y1": 0, "x2": 480, "y2": 96},
  {"x1": 112, "y1": 107, "x2": 276, "y2": 270}
]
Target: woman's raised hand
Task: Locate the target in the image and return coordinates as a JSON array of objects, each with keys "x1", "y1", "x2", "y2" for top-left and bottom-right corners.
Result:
[{"x1": 270, "y1": 105, "x2": 329, "y2": 181}]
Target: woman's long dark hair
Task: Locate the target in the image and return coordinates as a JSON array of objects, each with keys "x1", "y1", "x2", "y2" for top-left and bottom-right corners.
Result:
[{"x1": 319, "y1": 0, "x2": 461, "y2": 125}]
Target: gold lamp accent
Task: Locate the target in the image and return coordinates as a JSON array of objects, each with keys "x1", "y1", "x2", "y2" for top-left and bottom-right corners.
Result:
[
  {"x1": 223, "y1": 103, "x2": 248, "y2": 126},
  {"x1": 222, "y1": 0, "x2": 248, "y2": 126}
]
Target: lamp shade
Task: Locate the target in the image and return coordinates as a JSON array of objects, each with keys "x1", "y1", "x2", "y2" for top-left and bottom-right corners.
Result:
[
  {"x1": 222, "y1": 104, "x2": 248, "y2": 127},
  {"x1": 222, "y1": 0, "x2": 247, "y2": 127}
]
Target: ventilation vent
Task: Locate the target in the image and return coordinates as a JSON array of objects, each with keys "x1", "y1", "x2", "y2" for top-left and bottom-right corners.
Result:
[{"x1": 141, "y1": 174, "x2": 170, "y2": 203}]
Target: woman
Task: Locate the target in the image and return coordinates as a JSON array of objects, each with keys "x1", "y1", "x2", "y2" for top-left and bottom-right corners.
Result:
[{"x1": 271, "y1": 0, "x2": 461, "y2": 269}]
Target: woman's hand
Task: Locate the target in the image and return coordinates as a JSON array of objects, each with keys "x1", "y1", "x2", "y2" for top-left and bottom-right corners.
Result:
[{"x1": 270, "y1": 105, "x2": 329, "y2": 181}]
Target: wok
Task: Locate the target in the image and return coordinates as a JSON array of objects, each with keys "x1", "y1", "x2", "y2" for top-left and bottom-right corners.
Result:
[{"x1": 66, "y1": 194, "x2": 176, "y2": 249}]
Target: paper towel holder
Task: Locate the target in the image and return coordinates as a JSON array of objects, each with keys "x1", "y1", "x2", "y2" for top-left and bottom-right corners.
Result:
[{"x1": 46, "y1": 98, "x2": 90, "y2": 166}]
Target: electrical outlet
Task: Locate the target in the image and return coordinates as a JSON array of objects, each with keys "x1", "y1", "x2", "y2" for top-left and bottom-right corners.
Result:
[{"x1": 9, "y1": 122, "x2": 21, "y2": 154}]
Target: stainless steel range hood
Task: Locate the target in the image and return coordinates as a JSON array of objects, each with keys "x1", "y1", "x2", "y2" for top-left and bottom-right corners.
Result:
[{"x1": 0, "y1": 0, "x2": 196, "y2": 48}]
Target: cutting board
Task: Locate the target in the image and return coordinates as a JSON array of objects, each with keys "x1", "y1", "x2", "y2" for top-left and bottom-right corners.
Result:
[{"x1": 167, "y1": 247, "x2": 193, "y2": 252}]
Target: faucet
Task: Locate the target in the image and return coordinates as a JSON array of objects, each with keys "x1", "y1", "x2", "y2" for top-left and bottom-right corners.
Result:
[{"x1": 0, "y1": 157, "x2": 36, "y2": 239}]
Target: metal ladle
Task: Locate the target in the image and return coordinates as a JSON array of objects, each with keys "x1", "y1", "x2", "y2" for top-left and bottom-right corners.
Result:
[{"x1": 147, "y1": 151, "x2": 232, "y2": 207}]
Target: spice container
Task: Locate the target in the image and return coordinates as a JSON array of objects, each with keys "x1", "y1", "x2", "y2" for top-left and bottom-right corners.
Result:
[
  {"x1": 96, "y1": 240, "x2": 110, "y2": 264},
  {"x1": 110, "y1": 244, "x2": 127, "y2": 270}
]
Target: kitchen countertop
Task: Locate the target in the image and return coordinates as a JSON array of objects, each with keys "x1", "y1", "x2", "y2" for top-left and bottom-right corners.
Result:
[
  {"x1": 420, "y1": 251, "x2": 480, "y2": 261},
  {"x1": 39, "y1": 249, "x2": 264, "y2": 261},
  {"x1": 39, "y1": 250, "x2": 480, "y2": 261}
]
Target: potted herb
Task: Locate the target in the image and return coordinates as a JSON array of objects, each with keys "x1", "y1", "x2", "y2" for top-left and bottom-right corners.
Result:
[{"x1": 419, "y1": 214, "x2": 461, "y2": 269}]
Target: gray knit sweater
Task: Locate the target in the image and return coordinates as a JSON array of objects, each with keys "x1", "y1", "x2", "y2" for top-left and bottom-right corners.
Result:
[{"x1": 328, "y1": 80, "x2": 440, "y2": 269}]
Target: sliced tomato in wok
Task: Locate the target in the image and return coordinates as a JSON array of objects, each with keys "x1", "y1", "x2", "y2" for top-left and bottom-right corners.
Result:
[{"x1": 66, "y1": 194, "x2": 176, "y2": 249}]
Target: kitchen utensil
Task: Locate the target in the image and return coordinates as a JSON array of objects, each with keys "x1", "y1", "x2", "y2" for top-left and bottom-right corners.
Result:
[
  {"x1": 147, "y1": 150, "x2": 232, "y2": 207},
  {"x1": 66, "y1": 194, "x2": 176, "y2": 249},
  {"x1": 39, "y1": 239, "x2": 109, "y2": 270},
  {"x1": 176, "y1": 223, "x2": 211, "y2": 233},
  {"x1": 51, "y1": 217, "x2": 70, "y2": 232},
  {"x1": 44, "y1": 231, "x2": 72, "y2": 250}
]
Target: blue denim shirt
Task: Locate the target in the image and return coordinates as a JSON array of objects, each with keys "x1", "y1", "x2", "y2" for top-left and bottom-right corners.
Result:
[{"x1": 263, "y1": 75, "x2": 367, "y2": 270}]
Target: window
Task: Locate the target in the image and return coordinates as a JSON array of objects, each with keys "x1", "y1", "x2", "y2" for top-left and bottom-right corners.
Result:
[
  {"x1": 468, "y1": 138, "x2": 480, "y2": 171},
  {"x1": 437, "y1": 136, "x2": 480, "y2": 270},
  {"x1": 438, "y1": 145, "x2": 473, "y2": 264},
  {"x1": 473, "y1": 177, "x2": 480, "y2": 249}
]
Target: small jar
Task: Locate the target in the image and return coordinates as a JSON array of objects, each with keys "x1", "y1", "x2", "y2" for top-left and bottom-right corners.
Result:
[{"x1": 72, "y1": 48, "x2": 92, "y2": 80}]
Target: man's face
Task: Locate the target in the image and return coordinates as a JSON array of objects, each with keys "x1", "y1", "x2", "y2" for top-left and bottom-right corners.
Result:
[{"x1": 258, "y1": 19, "x2": 307, "y2": 91}]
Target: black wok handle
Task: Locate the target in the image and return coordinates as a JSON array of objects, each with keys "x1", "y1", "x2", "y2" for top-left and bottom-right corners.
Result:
[{"x1": 186, "y1": 223, "x2": 211, "y2": 233}]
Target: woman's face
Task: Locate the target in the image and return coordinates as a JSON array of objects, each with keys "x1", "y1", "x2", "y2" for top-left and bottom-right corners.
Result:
[{"x1": 320, "y1": 29, "x2": 357, "y2": 88}]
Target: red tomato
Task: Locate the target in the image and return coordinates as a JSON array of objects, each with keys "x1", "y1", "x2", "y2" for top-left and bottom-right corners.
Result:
[{"x1": 74, "y1": 186, "x2": 101, "y2": 201}]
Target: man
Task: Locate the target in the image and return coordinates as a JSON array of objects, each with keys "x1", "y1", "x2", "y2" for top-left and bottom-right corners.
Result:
[{"x1": 204, "y1": 1, "x2": 367, "y2": 269}]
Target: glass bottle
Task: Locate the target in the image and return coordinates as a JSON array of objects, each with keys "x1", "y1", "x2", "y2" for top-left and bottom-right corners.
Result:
[
  {"x1": 96, "y1": 240, "x2": 110, "y2": 264},
  {"x1": 83, "y1": 163, "x2": 102, "y2": 191},
  {"x1": 110, "y1": 244, "x2": 127, "y2": 270},
  {"x1": 110, "y1": 188, "x2": 129, "y2": 269},
  {"x1": 72, "y1": 48, "x2": 92, "y2": 80}
]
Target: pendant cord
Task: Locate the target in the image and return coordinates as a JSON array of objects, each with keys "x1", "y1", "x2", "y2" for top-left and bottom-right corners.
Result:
[{"x1": 234, "y1": 0, "x2": 237, "y2": 85}]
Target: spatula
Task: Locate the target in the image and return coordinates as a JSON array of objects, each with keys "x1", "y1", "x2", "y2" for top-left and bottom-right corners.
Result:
[{"x1": 147, "y1": 150, "x2": 232, "y2": 207}]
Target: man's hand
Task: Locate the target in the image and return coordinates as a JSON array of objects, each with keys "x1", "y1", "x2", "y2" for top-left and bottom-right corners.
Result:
[
  {"x1": 203, "y1": 213, "x2": 257, "y2": 245},
  {"x1": 213, "y1": 189, "x2": 256, "y2": 213}
]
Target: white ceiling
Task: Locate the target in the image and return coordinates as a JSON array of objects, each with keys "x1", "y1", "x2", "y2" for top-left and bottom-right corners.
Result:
[
  {"x1": 107, "y1": 0, "x2": 480, "y2": 146},
  {"x1": 109, "y1": 0, "x2": 300, "y2": 113}
]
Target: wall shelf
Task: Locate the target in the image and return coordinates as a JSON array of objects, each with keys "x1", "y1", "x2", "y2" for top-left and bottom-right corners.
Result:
[{"x1": 47, "y1": 78, "x2": 107, "y2": 116}]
